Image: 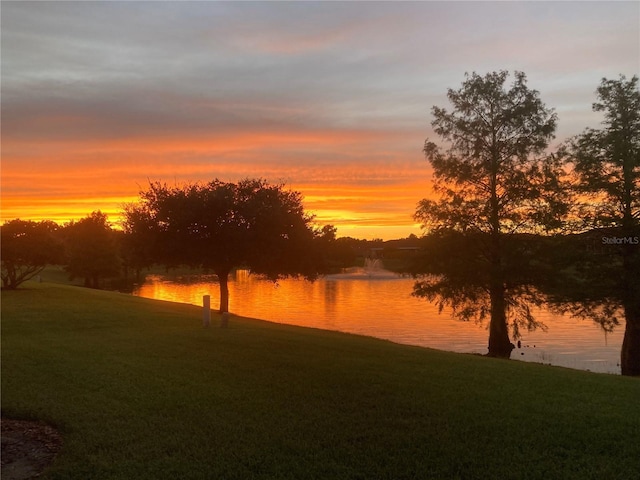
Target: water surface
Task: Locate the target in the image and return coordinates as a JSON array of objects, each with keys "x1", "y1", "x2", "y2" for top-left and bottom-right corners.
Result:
[{"x1": 133, "y1": 268, "x2": 623, "y2": 374}]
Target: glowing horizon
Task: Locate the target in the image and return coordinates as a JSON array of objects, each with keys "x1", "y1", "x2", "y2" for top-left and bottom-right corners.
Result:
[{"x1": 0, "y1": 180, "x2": 429, "y2": 239}]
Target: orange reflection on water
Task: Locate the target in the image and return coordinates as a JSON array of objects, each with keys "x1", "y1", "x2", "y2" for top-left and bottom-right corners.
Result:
[{"x1": 134, "y1": 270, "x2": 624, "y2": 374}]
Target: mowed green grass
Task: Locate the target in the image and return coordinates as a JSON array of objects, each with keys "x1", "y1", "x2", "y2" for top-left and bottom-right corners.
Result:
[{"x1": 2, "y1": 283, "x2": 639, "y2": 480}]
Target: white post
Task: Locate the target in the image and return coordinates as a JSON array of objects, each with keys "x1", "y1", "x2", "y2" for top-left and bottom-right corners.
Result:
[{"x1": 203, "y1": 295, "x2": 211, "y2": 327}]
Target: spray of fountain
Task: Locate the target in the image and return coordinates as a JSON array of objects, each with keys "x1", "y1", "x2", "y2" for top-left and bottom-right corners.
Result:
[{"x1": 364, "y1": 257, "x2": 382, "y2": 273}]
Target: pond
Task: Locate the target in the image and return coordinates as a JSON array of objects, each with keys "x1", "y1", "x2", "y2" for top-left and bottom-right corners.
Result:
[{"x1": 132, "y1": 267, "x2": 624, "y2": 374}]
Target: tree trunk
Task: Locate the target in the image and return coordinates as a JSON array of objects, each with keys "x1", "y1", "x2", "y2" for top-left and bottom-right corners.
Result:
[
  {"x1": 620, "y1": 248, "x2": 640, "y2": 376},
  {"x1": 618, "y1": 104, "x2": 639, "y2": 375},
  {"x1": 488, "y1": 278, "x2": 514, "y2": 358},
  {"x1": 487, "y1": 222, "x2": 513, "y2": 358},
  {"x1": 217, "y1": 270, "x2": 230, "y2": 314},
  {"x1": 621, "y1": 312, "x2": 640, "y2": 376},
  {"x1": 486, "y1": 146, "x2": 512, "y2": 358}
]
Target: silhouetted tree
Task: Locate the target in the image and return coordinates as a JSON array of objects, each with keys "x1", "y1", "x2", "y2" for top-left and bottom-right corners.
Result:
[
  {"x1": 561, "y1": 75, "x2": 640, "y2": 375},
  {"x1": 124, "y1": 179, "x2": 324, "y2": 313},
  {"x1": 1, "y1": 219, "x2": 62, "y2": 289},
  {"x1": 414, "y1": 71, "x2": 568, "y2": 358},
  {"x1": 64, "y1": 211, "x2": 121, "y2": 288},
  {"x1": 120, "y1": 203, "x2": 157, "y2": 282}
]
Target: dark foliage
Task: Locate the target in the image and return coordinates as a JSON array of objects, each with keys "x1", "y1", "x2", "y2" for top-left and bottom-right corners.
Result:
[
  {"x1": 1, "y1": 219, "x2": 62, "y2": 289},
  {"x1": 410, "y1": 231, "x2": 552, "y2": 339},
  {"x1": 124, "y1": 179, "x2": 326, "y2": 313},
  {"x1": 63, "y1": 211, "x2": 121, "y2": 288}
]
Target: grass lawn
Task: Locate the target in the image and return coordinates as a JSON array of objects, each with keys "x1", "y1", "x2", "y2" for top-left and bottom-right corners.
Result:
[{"x1": 2, "y1": 282, "x2": 639, "y2": 479}]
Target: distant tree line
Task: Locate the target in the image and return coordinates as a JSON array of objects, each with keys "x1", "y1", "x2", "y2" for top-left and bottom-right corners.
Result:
[
  {"x1": 0, "y1": 208, "x2": 417, "y2": 292},
  {"x1": 1, "y1": 212, "x2": 128, "y2": 290}
]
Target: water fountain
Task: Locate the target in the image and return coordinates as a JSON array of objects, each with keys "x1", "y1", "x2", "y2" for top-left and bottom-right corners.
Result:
[
  {"x1": 325, "y1": 257, "x2": 399, "y2": 280},
  {"x1": 364, "y1": 257, "x2": 382, "y2": 273}
]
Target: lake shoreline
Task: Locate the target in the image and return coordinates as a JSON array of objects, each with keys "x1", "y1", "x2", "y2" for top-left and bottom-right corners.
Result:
[{"x1": 132, "y1": 270, "x2": 624, "y2": 375}]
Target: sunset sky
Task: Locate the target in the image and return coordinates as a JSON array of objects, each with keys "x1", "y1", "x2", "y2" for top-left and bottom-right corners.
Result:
[{"x1": 2, "y1": 1, "x2": 638, "y2": 240}]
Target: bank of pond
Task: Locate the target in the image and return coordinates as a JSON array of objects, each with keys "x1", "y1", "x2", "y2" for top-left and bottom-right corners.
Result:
[{"x1": 129, "y1": 267, "x2": 624, "y2": 375}]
